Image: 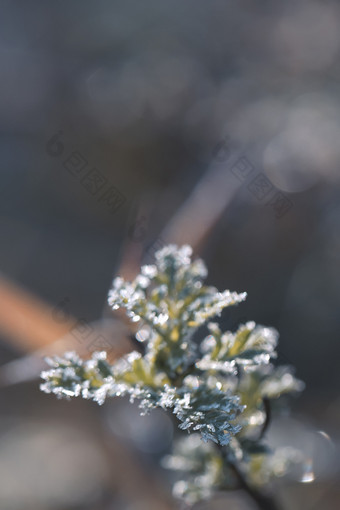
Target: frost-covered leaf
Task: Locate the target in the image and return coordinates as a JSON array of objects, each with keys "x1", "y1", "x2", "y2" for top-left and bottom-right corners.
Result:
[
  {"x1": 40, "y1": 351, "x2": 122, "y2": 404},
  {"x1": 108, "y1": 244, "x2": 246, "y2": 340},
  {"x1": 198, "y1": 322, "x2": 278, "y2": 374},
  {"x1": 260, "y1": 365, "x2": 305, "y2": 399},
  {"x1": 137, "y1": 383, "x2": 245, "y2": 446},
  {"x1": 41, "y1": 349, "x2": 170, "y2": 406},
  {"x1": 173, "y1": 385, "x2": 244, "y2": 446},
  {"x1": 162, "y1": 434, "x2": 224, "y2": 504}
]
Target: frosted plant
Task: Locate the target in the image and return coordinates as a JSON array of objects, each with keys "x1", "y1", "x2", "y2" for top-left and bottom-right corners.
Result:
[{"x1": 41, "y1": 244, "x2": 304, "y2": 509}]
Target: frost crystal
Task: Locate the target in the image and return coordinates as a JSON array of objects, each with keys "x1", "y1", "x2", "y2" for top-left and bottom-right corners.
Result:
[{"x1": 40, "y1": 244, "x2": 304, "y2": 505}]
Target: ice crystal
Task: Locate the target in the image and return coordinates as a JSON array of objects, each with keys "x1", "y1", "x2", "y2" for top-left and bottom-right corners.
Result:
[
  {"x1": 172, "y1": 386, "x2": 244, "y2": 446},
  {"x1": 40, "y1": 244, "x2": 304, "y2": 505}
]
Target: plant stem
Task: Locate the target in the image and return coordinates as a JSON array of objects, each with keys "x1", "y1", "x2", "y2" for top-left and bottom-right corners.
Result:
[
  {"x1": 217, "y1": 444, "x2": 281, "y2": 510},
  {"x1": 259, "y1": 397, "x2": 271, "y2": 440},
  {"x1": 227, "y1": 460, "x2": 282, "y2": 510}
]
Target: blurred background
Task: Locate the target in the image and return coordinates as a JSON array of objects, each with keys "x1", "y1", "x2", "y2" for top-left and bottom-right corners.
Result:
[{"x1": 0, "y1": 0, "x2": 339, "y2": 508}]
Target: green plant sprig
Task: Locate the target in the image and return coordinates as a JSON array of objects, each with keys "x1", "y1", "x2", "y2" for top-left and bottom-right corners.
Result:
[{"x1": 41, "y1": 245, "x2": 303, "y2": 506}]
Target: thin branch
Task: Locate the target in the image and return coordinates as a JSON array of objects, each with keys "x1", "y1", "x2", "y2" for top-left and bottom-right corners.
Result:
[
  {"x1": 259, "y1": 397, "x2": 271, "y2": 440},
  {"x1": 217, "y1": 444, "x2": 281, "y2": 510},
  {"x1": 227, "y1": 459, "x2": 282, "y2": 510}
]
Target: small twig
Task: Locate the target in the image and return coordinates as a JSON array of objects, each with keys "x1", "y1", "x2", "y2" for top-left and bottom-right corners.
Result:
[
  {"x1": 227, "y1": 459, "x2": 281, "y2": 510},
  {"x1": 217, "y1": 444, "x2": 281, "y2": 510},
  {"x1": 259, "y1": 397, "x2": 271, "y2": 440}
]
